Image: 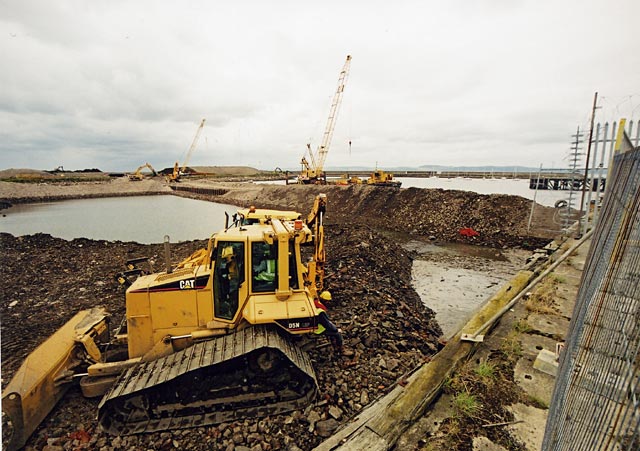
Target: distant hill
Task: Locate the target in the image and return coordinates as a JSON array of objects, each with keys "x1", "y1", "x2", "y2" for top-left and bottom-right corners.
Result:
[{"x1": 321, "y1": 165, "x2": 569, "y2": 173}]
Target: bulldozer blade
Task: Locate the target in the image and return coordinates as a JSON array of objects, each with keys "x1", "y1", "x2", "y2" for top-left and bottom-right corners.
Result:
[{"x1": 2, "y1": 307, "x2": 109, "y2": 451}]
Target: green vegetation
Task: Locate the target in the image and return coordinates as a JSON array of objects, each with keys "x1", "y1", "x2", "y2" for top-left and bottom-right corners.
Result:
[
  {"x1": 527, "y1": 394, "x2": 550, "y2": 409},
  {"x1": 475, "y1": 361, "x2": 496, "y2": 381},
  {"x1": 453, "y1": 391, "x2": 481, "y2": 418},
  {"x1": 513, "y1": 319, "x2": 532, "y2": 334},
  {"x1": 1, "y1": 176, "x2": 109, "y2": 183},
  {"x1": 501, "y1": 331, "x2": 523, "y2": 359},
  {"x1": 550, "y1": 273, "x2": 567, "y2": 284}
]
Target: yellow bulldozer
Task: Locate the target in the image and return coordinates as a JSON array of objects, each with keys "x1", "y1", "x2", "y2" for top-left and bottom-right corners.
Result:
[
  {"x1": 2, "y1": 194, "x2": 342, "y2": 450},
  {"x1": 367, "y1": 170, "x2": 401, "y2": 188}
]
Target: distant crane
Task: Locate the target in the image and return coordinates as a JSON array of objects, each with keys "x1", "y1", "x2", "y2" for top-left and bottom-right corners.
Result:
[
  {"x1": 169, "y1": 118, "x2": 206, "y2": 182},
  {"x1": 298, "y1": 55, "x2": 352, "y2": 184}
]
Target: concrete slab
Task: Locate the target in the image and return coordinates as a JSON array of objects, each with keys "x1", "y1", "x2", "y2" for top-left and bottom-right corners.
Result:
[
  {"x1": 473, "y1": 436, "x2": 508, "y2": 451},
  {"x1": 514, "y1": 358, "x2": 555, "y2": 406},
  {"x1": 527, "y1": 313, "x2": 570, "y2": 340},
  {"x1": 506, "y1": 403, "x2": 547, "y2": 451},
  {"x1": 394, "y1": 393, "x2": 455, "y2": 449},
  {"x1": 533, "y1": 349, "x2": 559, "y2": 377},
  {"x1": 519, "y1": 333, "x2": 559, "y2": 361}
]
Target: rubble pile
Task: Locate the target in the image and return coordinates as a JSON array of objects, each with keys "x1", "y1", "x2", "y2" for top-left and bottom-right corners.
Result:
[{"x1": 210, "y1": 184, "x2": 558, "y2": 250}]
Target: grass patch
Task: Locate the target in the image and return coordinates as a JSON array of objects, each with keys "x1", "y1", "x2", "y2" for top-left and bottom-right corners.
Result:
[
  {"x1": 513, "y1": 319, "x2": 532, "y2": 334},
  {"x1": 453, "y1": 391, "x2": 481, "y2": 418},
  {"x1": 525, "y1": 275, "x2": 560, "y2": 314},
  {"x1": 501, "y1": 331, "x2": 523, "y2": 360},
  {"x1": 0, "y1": 176, "x2": 109, "y2": 183},
  {"x1": 475, "y1": 361, "x2": 496, "y2": 381},
  {"x1": 527, "y1": 394, "x2": 549, "y2": 409},
  {"x1": 550, "y1": 273, "x2": 567, "y2": 283}
]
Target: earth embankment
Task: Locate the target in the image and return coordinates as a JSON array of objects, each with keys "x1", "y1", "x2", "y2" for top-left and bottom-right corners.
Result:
[
  {"x1": 176, "y1": 181, "x2": 561, "y2": 249},
  {"x1": 1, "y1": 178, "x2": 562, "y2": 250}
]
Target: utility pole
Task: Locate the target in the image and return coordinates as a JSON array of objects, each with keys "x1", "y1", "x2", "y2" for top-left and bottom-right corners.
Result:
[
  {"x1": 564, "y1": 127, "x2": 584, "y2": 235},
  {"x1": 578, "y1": 92, "x2": 599, "y2": 237}
]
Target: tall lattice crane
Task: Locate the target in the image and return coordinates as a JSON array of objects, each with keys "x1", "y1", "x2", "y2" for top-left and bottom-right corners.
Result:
[
  {"x1": 169, "y1": 118, "x2": 206, "y2": 182},
  {"x1": 298, "y1": 55, "x2": 352, "y2": 184}
]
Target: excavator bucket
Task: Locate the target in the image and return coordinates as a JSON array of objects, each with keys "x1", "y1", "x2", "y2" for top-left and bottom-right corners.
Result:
[{"x1": 2, "y1": 307, "x2": 109, "y2": 451}]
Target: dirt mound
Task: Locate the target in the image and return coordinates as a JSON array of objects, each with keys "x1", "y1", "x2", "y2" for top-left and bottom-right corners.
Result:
[
  {"x1": 187, "y1": 183, "x2": 559, "y2": 250},
  {"x1": 0, "y1": 168, "x2": 54, "y2": 179}
]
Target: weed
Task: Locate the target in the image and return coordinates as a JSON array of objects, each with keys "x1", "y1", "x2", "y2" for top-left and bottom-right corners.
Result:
[
  {"x1": 453, "y1": 391, "x2": 481, "y2": 418},
  {"x1": 501, "y1": 331, "x2": 523, "y2": 359},
  {"x1": 513, "y1": 319, "x2": 531, "y2": 334},
  {"x1": 475, "y1": 361, "x2": 496, "y2": 381},
  {"x1": 527, "y1": 394, "x2": 549, "y2": 409},
  {"x1": 525, "y1": 276, "x2": 559, "y2": 314}
]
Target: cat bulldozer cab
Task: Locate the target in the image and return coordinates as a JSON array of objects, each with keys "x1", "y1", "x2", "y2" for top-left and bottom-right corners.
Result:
[{"x1": 2, "y1": 194, "x2": 340, "y2": 450}]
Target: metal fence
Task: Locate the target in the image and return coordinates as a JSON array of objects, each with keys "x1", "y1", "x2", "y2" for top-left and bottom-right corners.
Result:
[
  {"x1": 579, "y1": 119, "x2": 640, "y2": 236},
  {"x1": 542, "y1": 141, "x2": 640, "y2": 449}
]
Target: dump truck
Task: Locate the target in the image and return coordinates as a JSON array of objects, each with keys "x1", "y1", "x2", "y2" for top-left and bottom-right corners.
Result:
[{"x1": 2, "y1": 194, "x2": 342, "y2": 450}]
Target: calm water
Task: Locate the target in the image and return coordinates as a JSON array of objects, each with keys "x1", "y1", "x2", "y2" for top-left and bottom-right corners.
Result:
[
  {"x1": 395, "y1": 177, "x2": 568, "y2": 207},
  {"x1": 0, "y1": 196, "x2": 238, "y2": 244}
]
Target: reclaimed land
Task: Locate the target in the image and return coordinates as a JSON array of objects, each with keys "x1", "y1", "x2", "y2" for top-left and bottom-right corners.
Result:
[{"x1": 0, "y1": 176, "x2": 562, "y2": 450}]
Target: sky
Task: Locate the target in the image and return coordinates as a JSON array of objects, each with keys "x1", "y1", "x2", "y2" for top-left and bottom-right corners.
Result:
[{"x1": 1, "y1": 0, "x2": 639, "y2": 173}]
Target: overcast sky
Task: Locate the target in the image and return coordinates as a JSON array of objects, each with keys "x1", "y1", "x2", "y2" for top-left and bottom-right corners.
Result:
[{"x1": 1, "y1": 0, "x2": 639, "y2": 172}]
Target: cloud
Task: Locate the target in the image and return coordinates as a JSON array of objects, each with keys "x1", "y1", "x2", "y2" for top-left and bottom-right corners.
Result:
[{"x1": 1, "y1": 0, "x2": 639, "y2": 172}]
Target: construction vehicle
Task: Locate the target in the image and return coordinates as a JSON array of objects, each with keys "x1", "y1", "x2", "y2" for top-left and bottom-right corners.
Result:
[
  {"x1": 168, "y1": 118, "x2": 206, "y2": 182},
  {"x1": 335, "y1": 174, "x2": 362, "y2": 186},
  {"x1": 127, "y1": 163, "x2": 157, "y2": 181},
  {"x1": 298, "y1": 55, "x2": 352, "y2": 185},
  {"x1": 2, "y1": 194, "x2": 341, "y2": 450},
  {"x1": 367, "y1": 170, "x2": 401, "y2": 188}
]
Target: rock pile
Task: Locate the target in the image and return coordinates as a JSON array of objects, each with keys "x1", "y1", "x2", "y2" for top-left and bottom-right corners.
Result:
[{"x1": 205, "y1": 184, "x2": 558, "y2": 250}]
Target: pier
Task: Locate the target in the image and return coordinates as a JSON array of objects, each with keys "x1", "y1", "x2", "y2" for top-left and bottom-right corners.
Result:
[{"x1": 529, "y1": 176, "x2": 606, "y2": 191}]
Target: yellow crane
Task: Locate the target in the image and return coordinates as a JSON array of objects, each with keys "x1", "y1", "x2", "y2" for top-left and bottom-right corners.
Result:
[
  {"x1": 298, "y1": 55, "x2": 352, "y2": 184},
  {"x1": 168, "y1": 118, "x2": 206, "y2": 182}
]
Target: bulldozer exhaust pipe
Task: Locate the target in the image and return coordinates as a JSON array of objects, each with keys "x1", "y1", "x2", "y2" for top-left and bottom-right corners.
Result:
[{"x1": 164, "y1": 235, "x2": 172, "y2": 274}]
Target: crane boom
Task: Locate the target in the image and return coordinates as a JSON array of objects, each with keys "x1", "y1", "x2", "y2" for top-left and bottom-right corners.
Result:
[
  {"x1": 298, "y1": 55, "x2": 351, "y2": 184},
  {"x1": 169, "y1": 119, "x2": 206, "y2": 182},
  {"x1": 181, "y1": 118, "x2": 206, "y2": 174},
  {"x1": 315, "y1": 55, "x2": 351, "y2": 177}
]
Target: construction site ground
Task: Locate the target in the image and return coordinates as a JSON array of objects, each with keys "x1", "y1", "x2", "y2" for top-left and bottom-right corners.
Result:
[
  {"x1": 0, "y1": 176, "x2": 577, "y2": 450},
  {"x1": 392, "y1": 235, "x2": 587, "y2": 451}
]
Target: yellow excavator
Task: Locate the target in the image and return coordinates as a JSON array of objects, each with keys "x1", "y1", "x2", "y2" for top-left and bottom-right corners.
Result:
[
  {"x1": 127, "y1": 163, "x2": 157, "y2": 181},
  {"x1": 2, "y1": 194, "x2": 341, "y2": 450}
]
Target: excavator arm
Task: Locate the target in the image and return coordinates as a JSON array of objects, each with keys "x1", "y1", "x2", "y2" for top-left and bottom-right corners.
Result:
[{"x1": 304, "y1": 194, "x2": 327, "y2": 294}]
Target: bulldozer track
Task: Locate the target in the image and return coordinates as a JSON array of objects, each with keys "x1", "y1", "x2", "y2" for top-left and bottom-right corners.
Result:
[{"x1": 98, "y1": 325, "x2": 317, "y2": 435}]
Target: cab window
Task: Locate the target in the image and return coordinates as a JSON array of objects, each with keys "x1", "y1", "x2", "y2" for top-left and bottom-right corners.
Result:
[
  {"x1": 251, "y1": 242, "x2": 278, "y2": 292},
  {"x1": 213, "y1": 242, "x2": 244, "y2": 320}
]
